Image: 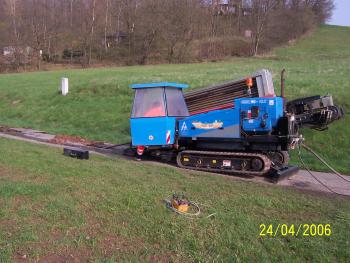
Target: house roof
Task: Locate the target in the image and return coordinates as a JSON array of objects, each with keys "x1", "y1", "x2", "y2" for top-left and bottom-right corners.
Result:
[{"x1": 130, "y1": 82, "x2": 189, "y2": 89}]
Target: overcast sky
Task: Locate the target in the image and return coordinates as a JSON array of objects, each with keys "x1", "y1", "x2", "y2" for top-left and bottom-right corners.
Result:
[{"x1": 328, "y1": 0, "x2": 350, "y2": 26}]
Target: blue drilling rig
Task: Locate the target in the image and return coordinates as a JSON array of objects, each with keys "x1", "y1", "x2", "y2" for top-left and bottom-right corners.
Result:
[{"x1": 128, "y1": 70, "x2": 343, "y2": 179}]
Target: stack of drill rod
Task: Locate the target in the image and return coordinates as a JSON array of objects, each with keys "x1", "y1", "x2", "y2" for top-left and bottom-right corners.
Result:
[{"x1": 184, "y1": 77, "x2": 258, "y2": 115}]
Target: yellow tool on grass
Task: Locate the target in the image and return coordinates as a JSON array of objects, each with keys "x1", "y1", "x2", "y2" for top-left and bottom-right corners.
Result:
[{"x1": 171, "y1": 193, "x2": 190, "y2": 212}]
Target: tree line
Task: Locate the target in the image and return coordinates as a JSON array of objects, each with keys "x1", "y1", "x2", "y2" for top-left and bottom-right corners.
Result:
[{"x1": 0, "y1": 0, "x2": 333, "y2": 71}]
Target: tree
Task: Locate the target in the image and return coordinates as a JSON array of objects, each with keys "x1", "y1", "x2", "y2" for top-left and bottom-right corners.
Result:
[
  {"x1": 249, "y1": 0, "x2": 278, "y2": 56},
  {"x1": 0, "y1": 0, "x2": 335, "y2": 70}
]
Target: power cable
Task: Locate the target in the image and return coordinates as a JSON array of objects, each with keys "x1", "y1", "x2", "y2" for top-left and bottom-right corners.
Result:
[
  {"x1": 302, "y1": 143, "x2": 350, "y2": 183},
  {"x1": 297, "y1": 144, "x2": 350, "y2": 197}
]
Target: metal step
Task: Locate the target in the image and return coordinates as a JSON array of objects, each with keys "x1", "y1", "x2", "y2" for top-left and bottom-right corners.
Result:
[{"x1": 268, "y1": 165, "x2": 299, "y2": 183}]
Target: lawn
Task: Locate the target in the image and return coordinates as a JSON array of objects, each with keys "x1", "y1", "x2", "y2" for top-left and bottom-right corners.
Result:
[
  {"x1": 0, "y1": 138, "x2": 349, "y2": 262},
  {"x1": 0, "y1": 25, "x2": 349, "y2": 174},
  {"x1": 0, "y1": 25, "x2": 350, "y2": 261}
]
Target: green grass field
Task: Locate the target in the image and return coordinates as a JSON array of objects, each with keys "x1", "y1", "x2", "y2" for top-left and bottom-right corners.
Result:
[
  {"x1": 0, "y1": 138, "x2": 349, "y2": 262},
  {"x1": 0, "y1": 25, "x2": 350, "y2": 261},
  {"x1": 0, "y1": 25, "x2": 349, "y2": 173}
]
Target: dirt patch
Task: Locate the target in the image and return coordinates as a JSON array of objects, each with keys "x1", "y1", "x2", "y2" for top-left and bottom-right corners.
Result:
[
  {"x1": 37, "y1": 247, "x2": 92, "y2": 263},
  {"x1": 0, "y1": 125, "x2": 18, "y2": 136},
  {"x1": 49, "y1": 135, "x2": 104, "y2": 147},
  {"x1": 37, "y1": 254, "x2": 66, "y2": 263},
  {"x1": 49, "y1": 135, "x2": 92, "y2": 145},
  {"x1": 0, "y1": 218, "x2": 18, "y2": 235},
  {"x1": 81, "y1": 213, "x2": 143, "y2": 256},
  {"x1": 28, "y1": 247, "x2": 92, "y2": 263},
  {"x1": 14, "y1": 230, "x2": 93, "y2": 263},
  {"x1": 144, "y1": 252, "x2": 183, "y2": 263},
  {"x1": 100, "y1": 235, "x2": 135, "y2": 255},
  {"x1": 14, "y1": 253, "x2": 35, "y2": 263},
  {"x1": 0, "y1": 165, "x2": 26, "y2": 182},
  {"x1": 0, "y1": 125, "x2": 11, "y2": 132},
  {"x1": 0, "y1": 165, "x2": 47, "y2": 185},
  {"x1": 12, "y1": 196, "x2": 32, "y2": 209}
]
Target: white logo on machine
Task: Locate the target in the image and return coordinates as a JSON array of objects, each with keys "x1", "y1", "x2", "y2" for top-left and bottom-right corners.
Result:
[
  {"x1": 148, "y1": 135, "x2": 154, "y2": 141},
  {"x1": 269, "y1": 100, "x2": 274, "y2": 106},
  {"x1": 181, "y1": 122, "x2": 188, "y2": 131},
  {"x1": 191, "y1": 120, "x2": 223, "y2": 130}
]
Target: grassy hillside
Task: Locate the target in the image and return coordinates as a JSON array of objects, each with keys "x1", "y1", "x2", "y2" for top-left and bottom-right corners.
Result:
[
  {"x1": 0, "y1": 138, "x2": 349, "y2": 262},
  {"x1": 0, "y1": 25, "x2": 349, "y2": 173}
]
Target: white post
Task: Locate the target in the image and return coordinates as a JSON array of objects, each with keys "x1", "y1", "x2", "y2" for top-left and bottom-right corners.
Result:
[{"x1": 61, "y1": 77, "x2": 69, "y2": 96}]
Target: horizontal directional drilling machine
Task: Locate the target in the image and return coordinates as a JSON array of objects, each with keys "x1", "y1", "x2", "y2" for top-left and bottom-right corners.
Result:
[{"x1": 128, "y1": 70, "x2": 343, "y2": 181}]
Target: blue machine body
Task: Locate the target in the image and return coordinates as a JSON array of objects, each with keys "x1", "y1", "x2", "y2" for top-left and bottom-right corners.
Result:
[
  {"x1": 130, "y1": 83, "x2": 189, "y2": 147},
  {"x1": 239, "y1": 97, "x2": 284, "y2": 133},
  {"x1": 178, "y1": 108, "x2": 240, "y2": 139},
  {"x1": 130, "y1": 117, "x2": 177, "y2": 146},
  {"x1": 178, "y1": 97, "x2": 284, "y2": 139},
  {"x1": 130, "y1": 81, "x2": 284, "y2": 147}
]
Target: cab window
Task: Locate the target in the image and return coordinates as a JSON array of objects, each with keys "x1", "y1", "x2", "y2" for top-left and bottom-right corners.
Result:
[
  {"x1": 131, "y1": 88, "x2": 166, "y2": 118},
  {"x1": 165, "y1": 88, "x2": 189, "y2": 117}
]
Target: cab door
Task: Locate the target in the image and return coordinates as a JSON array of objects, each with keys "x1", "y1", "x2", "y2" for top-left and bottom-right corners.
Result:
[{"x1": 130, "y1": 87, "x2": 170, "y2": 146}]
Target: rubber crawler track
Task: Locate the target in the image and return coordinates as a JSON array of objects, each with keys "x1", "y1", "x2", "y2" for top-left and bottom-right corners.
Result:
[{"x1": 177, "y1": 150, "x2": 271, "y2": 176}]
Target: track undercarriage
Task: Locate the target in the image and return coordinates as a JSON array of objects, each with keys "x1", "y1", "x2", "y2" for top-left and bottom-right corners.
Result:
[{"x1": 176, "y1": 150, "x2": 277, "y2": 176}]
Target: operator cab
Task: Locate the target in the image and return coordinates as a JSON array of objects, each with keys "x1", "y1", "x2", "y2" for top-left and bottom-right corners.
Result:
[{"x1": 130, "y1": 82, "x2": 189, "y2": 147}]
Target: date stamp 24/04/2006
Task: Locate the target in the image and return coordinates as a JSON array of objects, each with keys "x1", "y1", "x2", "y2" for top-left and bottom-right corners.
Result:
[{"x1": 259, "y1": 224, "x2": 332, "y2": 237}]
